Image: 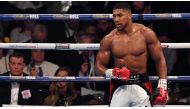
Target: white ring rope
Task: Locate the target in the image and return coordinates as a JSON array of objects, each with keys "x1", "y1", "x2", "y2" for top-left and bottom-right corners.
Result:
[
  {"x1": 0, "y1": 43, "x2": 189, "y2": 82},
  {"x1": 0, "y1": 43, "x2": 189, "y2": 50}
]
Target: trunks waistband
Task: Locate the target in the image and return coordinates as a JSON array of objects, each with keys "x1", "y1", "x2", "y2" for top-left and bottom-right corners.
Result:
[{"x1": 111, "y1": 73, "x2": 149, "y2": 85}]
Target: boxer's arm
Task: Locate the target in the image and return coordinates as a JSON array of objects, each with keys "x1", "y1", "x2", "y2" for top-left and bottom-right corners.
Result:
[
  {"x1": 95, "y1": 36, "x2": 112, "y2": 76},
  {"x1": 144, "y1": 28, "x2": 168, "y2": 105},
  {"x1": 144, "y1": 28, "x2": 167, "y2": 79}
]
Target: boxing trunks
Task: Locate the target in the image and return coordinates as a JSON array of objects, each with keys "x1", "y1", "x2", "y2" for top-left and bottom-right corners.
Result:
[{"x1": 109, "y1": 73, "x2": 153, "y2": 107}]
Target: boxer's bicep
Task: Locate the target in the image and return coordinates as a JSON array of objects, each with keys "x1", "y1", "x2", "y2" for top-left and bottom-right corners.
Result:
[{"x1": 95, "y1": 37, "x2": 112, "y2": 75}]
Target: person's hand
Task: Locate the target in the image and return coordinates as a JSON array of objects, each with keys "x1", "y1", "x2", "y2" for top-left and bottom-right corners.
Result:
[
  {"x1": 152, "y1": 79, "x2": 168, "y2": 105},
  {"x1": 30, "y1": 67, "x2": 38, "y2": 76},
  {"x1": 80, "y1": 62, "x2": 90, "y2": 75},
  {"x1": 105, "y1": 67, "x2": 131, "y2": 81}
]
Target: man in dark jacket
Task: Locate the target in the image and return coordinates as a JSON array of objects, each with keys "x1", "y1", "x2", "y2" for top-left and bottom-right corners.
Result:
[{"x1": 0, "y1": 52, "x2": 40, "y2": 106}]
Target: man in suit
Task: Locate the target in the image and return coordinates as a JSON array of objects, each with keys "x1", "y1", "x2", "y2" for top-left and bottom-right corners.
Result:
[{"x1": 0, "y1": 52, "x2": 40, "y2": 106}]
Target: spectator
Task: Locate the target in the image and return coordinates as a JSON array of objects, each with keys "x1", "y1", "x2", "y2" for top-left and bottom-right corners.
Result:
[
  {"x1": 77, "y1": 33, "x2": 97, "y2": 75},
  {"x1": 96, "y1": 20, "x2": 114, "y2": 42},
  {"x1": 62, "y1": 20, "x2": 79, "y2": 43},
  {"x1": 24, "y1": 49, "x2": 59, "y2": 76},
  {"x1": 8, "y1": 1, "x2": 46, "y2": 13},
  {"x1": 31, "y1": 23, "x2": 48, "y2": 43},
  {"x1": 75, "y1": 32, "x2": 108, "y2": 100},
  {"x1": 0, "y1": 52, "x2": 40, "y2": 106},
  {"x1": 43, "y1": 1, "x2": 72, "y2": 14},
  {"x1": 131, "y1": 1, "x2": 152, "y2": 28},
  {"x1": 131, "y1": 1, "x2": 151, "y2": 14},
  {"x1": 23, "y1": 49, "x2": 59, "y2": 105},
  {"x1": 158, "y1": 34, "x2": 177, "y2": 74},
  {"x1": 10, "y1": 22, "x2": 47, "y2": 44},
  {"x1": 16, "y1": 23, "x2": 48, "y2": 65},
  {"x1": 77, "y1": 32, "x2": 99, "y2": 90},
  {"x1": 83, "y1": 23, "x2": 97, "y2": 36},
  {"x1": 43, "y1": 67, "x2": 79, "y2": 106},
  {"x1": 105, "y1": 1, "x2": 151, "y2": 14},
  {"x1": 0, "y1": 40, "x2": 9, "y2": 74},
  {"x1": 10, "y1": 21, "x2": 36, "y2": 43},
  {"x1": 169, "y1": 50, "x2": 190, "y2": 104},
  {"x1": 80, "y1": 23, "x2": 98, "y2": 42},
  {"x1": 77, "y1": 32, "x2": 114, "y2": 105}
]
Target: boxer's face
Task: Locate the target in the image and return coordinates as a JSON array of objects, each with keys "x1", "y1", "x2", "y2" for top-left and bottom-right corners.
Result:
[{"x1": 113, "y1": 9, "x2": 132, "y2": 31}]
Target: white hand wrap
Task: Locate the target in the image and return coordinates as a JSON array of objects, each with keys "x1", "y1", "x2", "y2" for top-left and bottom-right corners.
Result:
[
  {"x1": 105, "y1": 69, "x2": 113, "y2": 77},
  {"x1": 157, "y1": 79, "x2": 167, "y2": 90}
]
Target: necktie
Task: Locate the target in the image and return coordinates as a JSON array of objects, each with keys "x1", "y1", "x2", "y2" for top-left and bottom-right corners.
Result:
[
  {"x1": 87, "y1": 58, "x2": 91, "y2": 75},
  {"x1": 38, "y1": 67, "x2": 43, "y2": 76},
  {"x1": 89, "y1": 57, "x2": 96, "y2": 90},
  {"x1": 87, "y1": 58, "x2": 96, "y2": 90}
]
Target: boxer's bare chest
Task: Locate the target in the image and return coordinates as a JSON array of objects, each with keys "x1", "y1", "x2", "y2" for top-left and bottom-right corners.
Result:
[{"x1": 111, "y1": 31, "x2": 147, "y2": 58}]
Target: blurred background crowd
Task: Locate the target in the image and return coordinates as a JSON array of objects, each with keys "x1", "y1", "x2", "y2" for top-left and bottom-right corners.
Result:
[{"x1": 0, "y1": 1, "x2": 190, "y2": 106}]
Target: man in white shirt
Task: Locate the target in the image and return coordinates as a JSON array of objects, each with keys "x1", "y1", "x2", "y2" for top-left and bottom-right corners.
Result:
[{"x1": 24, "y1": 49, "x2": 59, "y2": 76}]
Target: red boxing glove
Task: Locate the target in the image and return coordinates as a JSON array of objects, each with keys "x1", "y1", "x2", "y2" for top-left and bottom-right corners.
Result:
[
  {"x1": 152, "y1": 79, "x2": 168, "y2": 105},
  {"x1": 112, "y1": 67, "x2": 131, "y2": 81}
]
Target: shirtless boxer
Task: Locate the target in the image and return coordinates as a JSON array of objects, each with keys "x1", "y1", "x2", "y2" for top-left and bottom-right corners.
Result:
[{"x1": 95, "y1": 2, "x2": 168, "y2": 107}]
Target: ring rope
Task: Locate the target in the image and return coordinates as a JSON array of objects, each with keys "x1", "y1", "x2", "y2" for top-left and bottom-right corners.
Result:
[
  {"x1": 0, "y1": 43, "x2": 189, "y2": 50},
  {"x1": 0, "y1": 76, "x2": 189, "y2": 82},
  {"x1": 0, "y1": 13, "x2": 189, "y2": 20}
]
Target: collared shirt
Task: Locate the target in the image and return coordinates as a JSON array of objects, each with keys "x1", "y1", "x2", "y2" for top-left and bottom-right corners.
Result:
[
  {"x1": 24, "y1": 61, "x2": 59, "y2": 76},
  {"x1": 10, "y1": 82, "x2": 20, "y2": 105},
  {"x1": 10, "y1": 73, "x2": 22, "y2": 105},
  {"x1": 65, "y1": 23, "x2": 75, "y2": 38}
]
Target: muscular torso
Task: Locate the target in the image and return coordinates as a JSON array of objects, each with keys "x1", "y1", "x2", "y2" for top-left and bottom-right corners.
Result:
[{"x1": 110, "y1": 23, "x2": 148, "y2": 74}]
